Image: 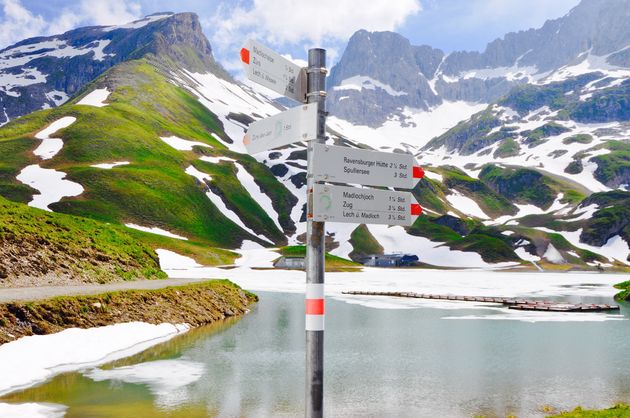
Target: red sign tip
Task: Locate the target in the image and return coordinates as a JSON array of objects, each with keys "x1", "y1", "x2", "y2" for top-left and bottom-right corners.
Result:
[
  {"x1": 411, "y1": 203, "x2": 423, "y2": 216},
  {"x1": 413, "y1": 166, "x2": 425, "y2": 179},
  {"x1": 240, "y1": 48, "x2": 250, "y2": 64}
]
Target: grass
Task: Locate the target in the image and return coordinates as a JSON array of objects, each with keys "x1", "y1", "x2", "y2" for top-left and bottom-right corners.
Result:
[
  {"x1": 439, "y1": 166, "x2": 517, "y2": 218},
  {"x1": 591, "y1": 141, "x2": 630, "y2": 187},
  {"x1": 614, "y1": 280, "x2": 630, "y2": 301},
  {"x1": 563, "y1": 134, "x2": 593, "y2": 145},
  {"x1": 494, "y1": 137, "x2": 521, "y2": 158},
  {"x1": 0, "y1": 195, "x2": 165, "y2": 284},
  {"x1": 277, "y1": 245, "x2": 362, "y2": 271},
  {"x1": 550, "y1": 404, "x2": 630, "y2": 417},
  {"x1": 0, "y1": 280, "x2": 257, "y2": 344},
  {"x1": 0, "y1": 58, "x2": 293, "y2": 249},
  {"x1": 349, "y1": 224, "x2": 384, "y2": 260},
  {"x1": 480, "y1": 164, "x2": 587, "y2": 209}
]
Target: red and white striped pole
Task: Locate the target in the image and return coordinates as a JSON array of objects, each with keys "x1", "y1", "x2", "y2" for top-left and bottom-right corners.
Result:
[{"x1": 305, "y1": 284, "x2": 325, "y2": 331}]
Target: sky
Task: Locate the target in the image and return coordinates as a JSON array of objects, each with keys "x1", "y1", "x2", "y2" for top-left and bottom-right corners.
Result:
[{"x1": 1, "y1": 0, "x2": 581, "y2": 73}]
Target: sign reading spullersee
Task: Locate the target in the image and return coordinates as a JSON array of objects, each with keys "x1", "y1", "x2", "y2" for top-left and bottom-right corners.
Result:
[
  {"x1": 241, "y1": 39, "x2": 306, "y2": 102},
  {"x1": 312, "y1": 183, "x2": 422, "y2": 226},
  {"x1": 243, "y1": 103, "x2": 317, "y2": 154},
  {"x1": 311, "y1": 143, "x2": 423, "y2": 189}
]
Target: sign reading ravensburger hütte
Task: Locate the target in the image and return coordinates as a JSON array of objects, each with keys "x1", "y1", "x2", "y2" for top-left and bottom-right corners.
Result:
[{"x1": 311, "y1": 143, "x2": 424, "y2": 189}]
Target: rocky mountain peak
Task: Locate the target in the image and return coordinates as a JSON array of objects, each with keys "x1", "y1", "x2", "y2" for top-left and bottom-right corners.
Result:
[
  {"x1": 327, "y1": 0, "x2": 630, "y2": 128},
  {"x1": 0, "y1": 12, "x2": 229, "y2": 125}
]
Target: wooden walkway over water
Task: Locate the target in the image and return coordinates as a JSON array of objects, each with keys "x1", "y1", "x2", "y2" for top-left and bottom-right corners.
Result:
[{"x1": 341, "y1": 291, "x2": 620, "y2": 312}]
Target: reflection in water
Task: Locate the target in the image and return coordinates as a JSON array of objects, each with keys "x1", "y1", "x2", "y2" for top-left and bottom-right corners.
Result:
[
  {"x1": 2, "y1": 293, "x2": 630, "y2": 417},
  {"x1": 85, "y1": 359, "x2": 205, "y2": 408}
]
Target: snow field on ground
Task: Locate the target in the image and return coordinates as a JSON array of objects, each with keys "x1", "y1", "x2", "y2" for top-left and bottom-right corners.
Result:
[
  {"x1": 327, "y1": 101, "x2": 486, "y2": 150},
  {"x1": 0, "y1": 402, "x2": 67, "y2": 418},
  {"x1": 91, "y1": 161, "x2": 130, "y2": 169},
  {"x1": 0, "y1": 322, "x2": 190, "y2": 396},
  {"x1": 158, "y1": 250, "x2": 624, "y2": 322},
  {"x1": 125, "y1": 224, "x2": 188, "y2": 240},
  {"x1": 445, "y1": 190, "x2": 489, "y2": 219},
  {"x1": 234, "y1": 162, "x2": 284, "y2": 233},
  {"x1": 33, "y1": 116, "x2": 76, "y2": 160},
  {"x1": 76, "y1": 88, "x2": 111, "y2": 107},
  {"x1": 16, "y1": 165, "x2": 84, "y2": 211},
  {"x1": 160, "y1": 136, "x2": 212, "y2": 151}
]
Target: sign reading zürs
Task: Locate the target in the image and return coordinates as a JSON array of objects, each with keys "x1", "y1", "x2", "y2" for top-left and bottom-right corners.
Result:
[
  {"x1": 241, "y1": 39, "x2": 307, "y2": 102},
  {"x1": 311, "y1": 183, "x2": 422, "y2": 226},
  {"x1": 243, "y1": 103, "x2": 318, "y2": 154},
  {"x1": 311, "y1": 143, "x2": 424, "y2": 189}
]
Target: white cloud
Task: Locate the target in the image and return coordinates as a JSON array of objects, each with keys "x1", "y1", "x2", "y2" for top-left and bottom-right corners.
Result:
[
  {"x1": 210, "y1": 0, "x2": 420, "y2": 70},
  {"x1": 0, "y1": 0, "x2": 142, "y2": 49},
  {"x1": 0, "y1": 0, "x2": 47, "y2": 47}
]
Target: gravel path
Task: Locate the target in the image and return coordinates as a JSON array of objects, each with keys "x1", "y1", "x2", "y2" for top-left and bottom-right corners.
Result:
[{"x1": 0, "y1": 278, "x2": 213, "y2": 303}]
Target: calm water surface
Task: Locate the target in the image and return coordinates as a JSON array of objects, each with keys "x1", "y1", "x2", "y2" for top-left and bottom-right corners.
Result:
[{"x1": 2, "y1": 290, "x2": 630, "y2": 417}]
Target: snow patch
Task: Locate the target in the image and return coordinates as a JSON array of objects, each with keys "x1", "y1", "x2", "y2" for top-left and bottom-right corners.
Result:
[
  {"x1": 0, "y1": 403, "x2": 67, "y2": 418},
  {"x1": 44, "y1": 90, "x2": 69, "y2": 106},
  {"x1": 33, "y1": 116, "x2": 76, "y2": 160},
  {"x1": 185, "y1": 165, "x2": 212, "y2": 183},
  {"x1": 445, "y1": 190, "x2": 489, "y2": 219},
  {"x1": 328, "y1": 101, "x2": 486, "y2": 150},
  {"x1": 102, "y1": 14, "x2": 173, "y2": 32},
  {"x1": 16, "y1": 165, "x2": 84, "y2": 211},
  {"x1": 160, "y1": 136, "x2": 212, "y2": 151},
  {"x1": 0, "y1": 322, "x2": 189, "y2": 396},
  {"x1": 515, "y1": 247, "x2": 541, "y2": 262},
  {"x1": 423, "y1": 170, "x2": 443, "y2": 182},
  {"x1": 125, "y1": 224, "x2": 188, "y2": 240},
  {"x1": 156, "y1": 249, "x2": 201, "y2": 270},
  {"x1": 91, "y1": 161, "x2": 129, "y2": 169},
  {"x1": 77, "y1": 88, "x2": 111, "y2": 107},
  {"x1": 234, "y1": 162, "x2": 283, "y2": 233},
  {"x1": 543, "y1": 243, "x2": 565, "y2": 264},
  {"x1": 199, "y1": 155, "x2": 236, "y2": 164},
  {"x1": 333, "y1": 75, "x2": 408, "y2": 97}
]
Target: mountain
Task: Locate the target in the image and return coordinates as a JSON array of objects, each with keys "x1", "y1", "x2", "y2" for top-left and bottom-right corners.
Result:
[
  {"x1": 328, "y1": 0, "x2": 630, "y2": 131},
  {"x1": 0, "y1": 5, "x2": 628, "y2": 276},
  {"x1": 0, "y1": 12, "x2": 230, "y2": 126}
]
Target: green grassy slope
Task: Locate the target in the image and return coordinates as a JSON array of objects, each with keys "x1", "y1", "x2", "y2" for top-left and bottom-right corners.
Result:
[
  {"x1": 0, "y1": 195, "x2": 165, "y2": 285},
  {"x1": 0, "y1": 58, "x2": 292, "y2": 249}
]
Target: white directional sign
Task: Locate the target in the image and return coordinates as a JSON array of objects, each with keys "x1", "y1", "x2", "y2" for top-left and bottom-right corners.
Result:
[
  {"x1": 241, "y1": 39, "x2": 307, "y2": 102},
  {"x1": 311, "y1": 183, "x2": 422, "y2": 226},
  {"x1": 243, "y1": 103, "x2": 318, "y2": 154},
  {"x1": 311, "y1": 143, "x2": 424, "y2": 189}
]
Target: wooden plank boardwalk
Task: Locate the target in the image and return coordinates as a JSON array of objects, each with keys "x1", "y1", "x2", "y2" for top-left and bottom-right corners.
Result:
[{"x1": 341, "y1": 291, "x2": 620, "y2": 312}]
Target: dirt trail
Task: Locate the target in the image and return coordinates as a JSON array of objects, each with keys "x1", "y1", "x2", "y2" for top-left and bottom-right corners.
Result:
[{"x1": 0, "y1": 278, "x2": 210, "y2": 303}]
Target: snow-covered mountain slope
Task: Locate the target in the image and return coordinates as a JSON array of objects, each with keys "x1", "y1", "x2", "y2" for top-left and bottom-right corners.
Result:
[
  {"x1": 327, "y1": 0, "x2": 630, "y2": 130},
  {"x1": 0, "y1": 12, "x2": 228, "y2": 126},
  {"x1": 0, "y1": 7, "x2": 628, "y2": 271}
]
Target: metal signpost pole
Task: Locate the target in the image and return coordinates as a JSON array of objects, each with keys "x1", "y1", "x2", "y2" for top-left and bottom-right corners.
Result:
[{"x1": 305, "y1": 48, "x2": 326, "y2": 418}]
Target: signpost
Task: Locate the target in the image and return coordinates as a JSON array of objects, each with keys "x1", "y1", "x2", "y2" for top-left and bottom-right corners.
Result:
[
  {"x1": 240, "y1": 39, "x2": 307, "y2": 102},
  {"x1": 240, "y1": 39, "x2": 424, "y2": 418},
  {"x1": 244, "y1": 103, "x2": 318, "y2": 154},
  {"x1": 311, "y1": 143, "x2": 424, "y2": 189},
  {"x1": 312, "y1": 183, "x2": 422, "y2": 226}
]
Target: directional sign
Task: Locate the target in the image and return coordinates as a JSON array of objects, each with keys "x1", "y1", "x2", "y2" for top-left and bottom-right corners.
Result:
[
  {"x1": 311, "y1": 183, "x2": 422, "y2": 226},
  {"x1": 241, "y1": 39, "x2": 307, "y2": 102},
  {"x1": 311, "y1": 143, "x2": 424, "y2": 189},
  {"x1": 243, "y1": 103, "x2": 317, "y2": 154}
]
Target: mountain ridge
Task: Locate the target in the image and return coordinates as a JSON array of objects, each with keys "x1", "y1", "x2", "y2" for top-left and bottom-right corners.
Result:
[{"x1": 0, "y1": 4, "x2": 628, "y2": 274}]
